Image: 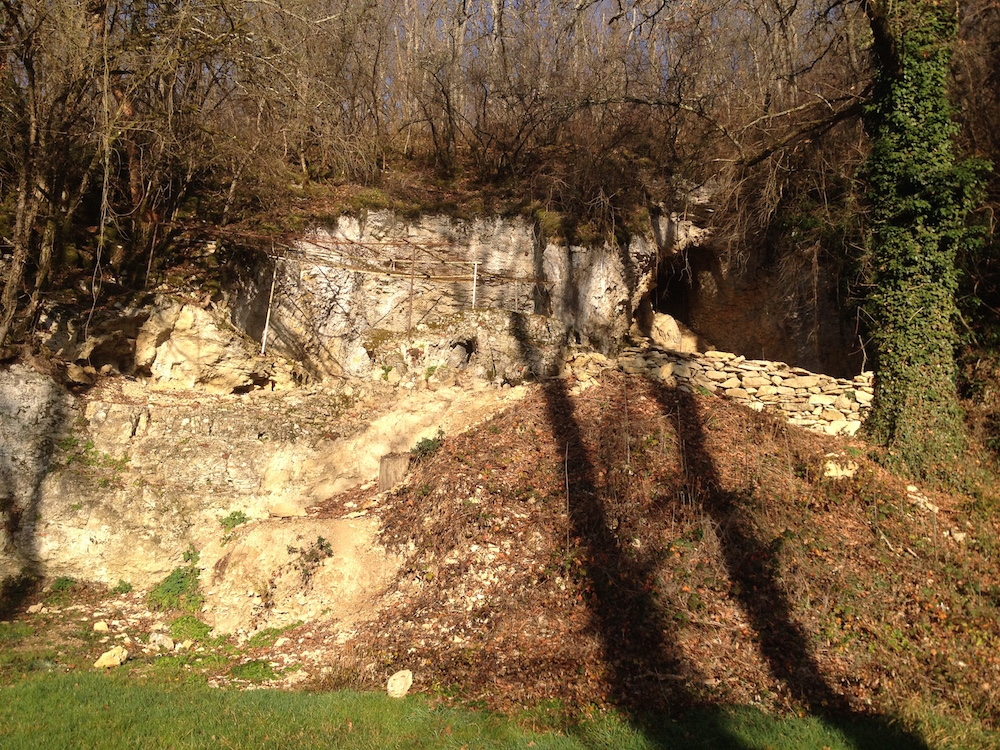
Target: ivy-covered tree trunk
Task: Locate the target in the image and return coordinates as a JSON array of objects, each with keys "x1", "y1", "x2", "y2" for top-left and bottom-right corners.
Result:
[{"x1": 862, "y1": 1, "x2": 983, "y2": 478}]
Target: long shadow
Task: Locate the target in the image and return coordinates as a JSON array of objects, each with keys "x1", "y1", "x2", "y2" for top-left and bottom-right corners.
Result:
[
  {"x1": 509, "y1": 313, "x2": 760, "y2": 749},
  {"x1": 509, "y1": 276, "x2": 926, "y2": 748},
  {"x1": 648, "y1": 382, "x2": 929, "y2": 750},
  {"x1": 0, "y1": 364, "x2": 70, "y2": 618}
]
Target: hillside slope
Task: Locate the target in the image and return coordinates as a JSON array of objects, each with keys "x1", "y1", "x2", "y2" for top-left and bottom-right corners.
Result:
[{"x1": 315, "y1": 369, "x2": 999, "y2": 740}]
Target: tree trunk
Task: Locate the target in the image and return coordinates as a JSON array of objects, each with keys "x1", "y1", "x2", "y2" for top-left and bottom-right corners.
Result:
[{"x1": 862, "y1": 1, "x2": 982, "y2": 477}]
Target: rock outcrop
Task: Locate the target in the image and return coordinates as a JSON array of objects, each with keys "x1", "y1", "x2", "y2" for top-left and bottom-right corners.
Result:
[
  {"x1": 0, "y1": 365, "x2": 73, "y2": 579},
  {"x1": 229, "y1": 211, "x2": 658, "y2": 377},
  {"x1": 144, "y1": 303, "x2": 271, "y2": 393},
  {"x1": 0, "y1": 362, "x2": 525, "y2": 595}
]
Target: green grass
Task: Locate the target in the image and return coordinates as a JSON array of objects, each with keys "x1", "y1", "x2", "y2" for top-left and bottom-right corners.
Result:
[
  {"x1": 0, "y1": 621, "x2": 33, "y2": 645},
  {"x1": 228, "y1": 659, "x2": 276, "y2": 682},
  {"x1": 0, "y1": 671, "x2": 966, "y2": 749},
  {"x1": 247, "y1": 622, "x2": 302, "y2": 649}
]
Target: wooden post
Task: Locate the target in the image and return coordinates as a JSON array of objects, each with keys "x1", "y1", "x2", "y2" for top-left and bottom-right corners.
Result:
[
  {"x1": 261, "y1": 248, "x2": 279, "y2": 355},
  {"x1": 472, "y1": 261, "x2": 479, "y2": 310}
]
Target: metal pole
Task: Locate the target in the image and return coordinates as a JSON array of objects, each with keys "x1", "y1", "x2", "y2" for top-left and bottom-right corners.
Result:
[
  {"x1": 261, "y1": 248, "x2": 279, "y2": 355},
  {"x1": 472, "y1": 261, "x2": 479, "y2": 310}
]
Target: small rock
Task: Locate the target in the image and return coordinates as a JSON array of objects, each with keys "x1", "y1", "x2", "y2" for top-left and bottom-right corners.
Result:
[
  {"x1": 273, "y1": 637, "x2": 290, "y2": 649},
  {"x1": 94, "y1": 646, "x2": 129, "y2": 669},
  {"x1": 808, "y1": 394, "x2": 837, "y2": 406},
  {"x1": 387, "y1": 669, "x2": 413, "y2": 698},
  {"x1": 823, "y1": 459, "x2": 859, "y2": 479},
  {"x1": 269, "y1": 499, "x2": 307, "y2": 518},
  {"x1": 842, "y1": 420, "x2": 862, "y2": 436},
  {"x1": 27, "y1": 604, "x2": 43, "y2": 614},
  {"x1": 149, "y1": 632, "x2": 175, "y2": 651},
  {"x1": 66, "y1": 363, "x2": 96, "y2": 385},
  {"x1": 93, "y1": 621, "x2": 109, "y2": 633}
]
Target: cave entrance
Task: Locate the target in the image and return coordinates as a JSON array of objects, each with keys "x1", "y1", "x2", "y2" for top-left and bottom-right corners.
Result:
[{"x1": 651, "y1": 252, "x2": 699, "y2": 326}]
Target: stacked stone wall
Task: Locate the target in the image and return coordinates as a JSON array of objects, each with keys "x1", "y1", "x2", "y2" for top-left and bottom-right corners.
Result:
[
  {"x1": 567, "y1": 343, "x2": 874, "y2": 438},
  {"x1": 622, "y1": 346, "x2": 873, "y2": 436}
]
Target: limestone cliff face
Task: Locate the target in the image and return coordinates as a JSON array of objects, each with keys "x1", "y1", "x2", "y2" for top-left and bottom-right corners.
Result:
[
  {"x1": 0, "y1": 365, "x2": 73, "y2": 580},
  {"x1": 229, "y1": 211, "x2": 659, "y2": 378}
]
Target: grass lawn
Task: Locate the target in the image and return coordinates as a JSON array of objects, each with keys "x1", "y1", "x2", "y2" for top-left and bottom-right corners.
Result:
[{"x1": 0, "y1": 670, "x2": 939, "y2": 750}]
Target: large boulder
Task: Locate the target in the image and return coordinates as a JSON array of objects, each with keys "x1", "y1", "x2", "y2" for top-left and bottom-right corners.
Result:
[{"x1": 148, "y1": 304, "x2": 270, "y2": 393}]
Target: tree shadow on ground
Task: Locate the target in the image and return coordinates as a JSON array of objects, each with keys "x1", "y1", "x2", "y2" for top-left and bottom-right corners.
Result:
[
  {"x1": 509, "y1": 312, "x2": 927, "y2": 749},
  {"x1": 643, "y1": 384, "x2": 927, "y2": 750}
]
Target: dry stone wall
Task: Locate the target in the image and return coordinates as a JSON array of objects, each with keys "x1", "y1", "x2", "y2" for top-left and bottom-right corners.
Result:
[{"x1": 568, "y1": 343, "x2": 874, "y2": 437}]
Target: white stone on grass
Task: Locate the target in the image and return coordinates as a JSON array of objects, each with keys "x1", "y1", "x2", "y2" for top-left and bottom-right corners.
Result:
[
  {"x1": 387, "y1": 669, "x2": 414, "y2": 698},
  {"x1": 94, "y1": 646, "x2": 128, "y2": 669}
]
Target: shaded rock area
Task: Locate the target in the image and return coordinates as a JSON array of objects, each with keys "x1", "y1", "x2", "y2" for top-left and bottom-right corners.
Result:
[
  {"x1": 36, "y1": 297, "x2": 282, "y2": 392},
  {"x1": 653, "y1": 241, "x2": 862, "y2": 377},
  {"x1": 0, "y1": 365, "x2": 73, "y2": 579}
]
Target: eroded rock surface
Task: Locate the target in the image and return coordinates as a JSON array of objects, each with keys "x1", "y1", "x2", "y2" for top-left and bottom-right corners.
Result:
[
  {"x1": 1, "y1": 365, "x2": 524, "y2": 607},
  {"x1": 199, "y1": 517, "x2": 399, "y2": 635}
]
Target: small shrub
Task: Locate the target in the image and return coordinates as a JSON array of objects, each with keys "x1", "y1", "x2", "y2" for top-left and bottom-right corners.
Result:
[
  {"x1": 111, "y1": 580, "x2": 133, "y2": 595},
  {"x1": 46, "y1": 576, "x2": 78, "y2": 605},
  {"x1": 219, "y1": 511, "x2": 249, "y2": 534},
  {"x1": 148, "y1": 566, "x2": 203, "y2": 613},
  {"x1": 288, "y1": 537, "x2": 334, "y2": 586},
  {"x1": 411, "y1": 429, "x2": 445, "y2": 460},
  {"x1": 56, "y1": 436, "x2": 79, "y2": 451},
  {"x1": 169, "y1": 614, "x2": 212, "y2": 641},
  {"x1": 49, "y1": 577, "x2": 76, "y2": 593}
]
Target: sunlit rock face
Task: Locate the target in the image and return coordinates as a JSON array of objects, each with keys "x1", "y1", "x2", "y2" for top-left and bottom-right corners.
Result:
[{"x1": 229, "y1": 210, "x2": 660, "y2": 378}]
